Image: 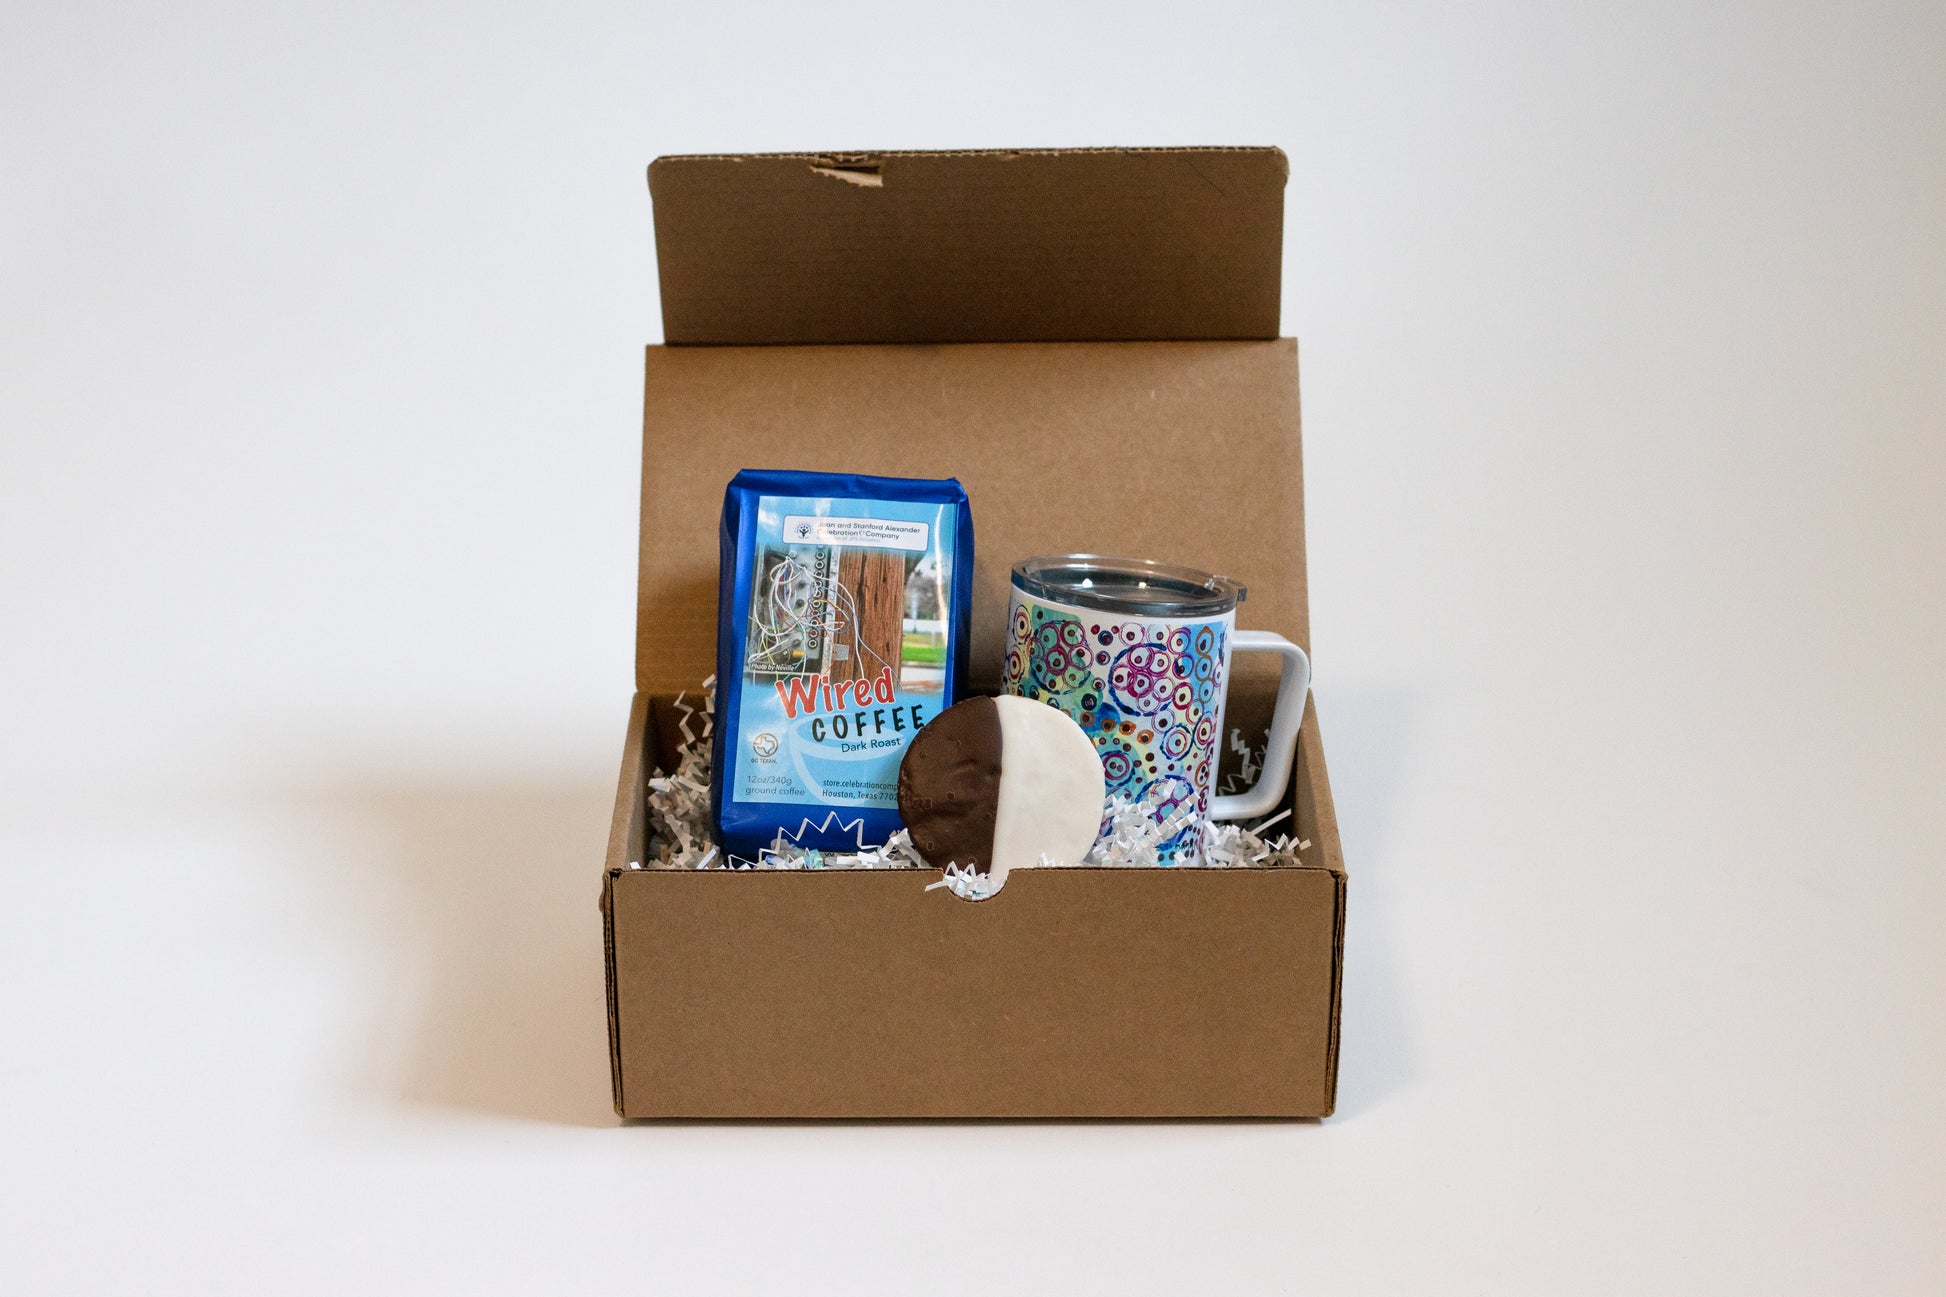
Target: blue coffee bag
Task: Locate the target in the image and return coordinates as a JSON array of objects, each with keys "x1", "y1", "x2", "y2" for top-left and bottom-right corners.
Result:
[{"x1": 712, "y1": 469, "x2": 974, "y2": 859}]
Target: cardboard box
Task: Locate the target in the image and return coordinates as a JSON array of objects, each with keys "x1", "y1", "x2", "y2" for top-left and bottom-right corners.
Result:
[{"x1": 603, "y1": 148, "x2": 1346, "y2": 1119}]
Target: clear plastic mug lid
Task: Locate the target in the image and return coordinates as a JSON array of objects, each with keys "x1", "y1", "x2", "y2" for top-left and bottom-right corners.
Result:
[{"x1": 1011, "y1": 555, "x2": 1246, "y2": 618}]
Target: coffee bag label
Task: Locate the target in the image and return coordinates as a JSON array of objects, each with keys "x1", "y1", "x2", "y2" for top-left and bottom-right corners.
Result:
[{"x1": 730, "y1": 493, "x2": 958, "y2": 811}]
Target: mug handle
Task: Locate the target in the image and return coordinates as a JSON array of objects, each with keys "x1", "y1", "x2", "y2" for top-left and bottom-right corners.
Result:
[{"x1": 1207, "y1": 631, "x2": 1311, "y2": 822}]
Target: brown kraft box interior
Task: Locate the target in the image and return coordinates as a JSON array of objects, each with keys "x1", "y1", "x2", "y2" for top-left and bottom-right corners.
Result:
[{"x1": 603, "y1": 147, "x2": 1347, "y2": 1119}]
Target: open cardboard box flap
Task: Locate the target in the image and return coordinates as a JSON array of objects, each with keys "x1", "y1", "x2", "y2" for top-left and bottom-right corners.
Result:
[
  {"x1": 648, "y1": 146, "x2": 1286, "y2": 345},
  {"x1": 607, "y1": 148, "x2": 1344, "y2": 1119}
]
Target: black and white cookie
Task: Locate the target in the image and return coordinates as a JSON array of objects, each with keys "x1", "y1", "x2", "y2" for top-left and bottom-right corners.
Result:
[{"x1": 896, "y1": 694, "x2": 1105, "y2": 886}]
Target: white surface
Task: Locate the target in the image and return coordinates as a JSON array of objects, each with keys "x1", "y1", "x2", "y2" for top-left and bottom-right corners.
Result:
[{"x1": 4, "y1": 1, "x2": 1944, "y2": 1292}]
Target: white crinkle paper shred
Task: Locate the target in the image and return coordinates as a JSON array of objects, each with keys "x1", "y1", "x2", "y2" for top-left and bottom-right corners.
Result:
[
  {"x1": 641, "y1": 684, "x2": 720, "y2": 869},
  {"x1": 924, "y1": 864, "x2": 1003, "y2": 901},
  {"x1": 1047, "y1": 786, "x2": 1310, "y2": 871},
  {"x1": 639, "y1": 680, "x2": 1309, "y2": 884}
]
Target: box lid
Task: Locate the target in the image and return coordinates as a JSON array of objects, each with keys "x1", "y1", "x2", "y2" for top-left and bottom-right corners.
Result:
[{"x1": 648, "y1": 147, "x2": 1286, "y2": 345}]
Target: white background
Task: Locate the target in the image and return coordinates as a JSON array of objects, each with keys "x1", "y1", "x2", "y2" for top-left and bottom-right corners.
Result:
[{"x1": 4, "y1": 1, "x2": 1944, "y2": 1292}]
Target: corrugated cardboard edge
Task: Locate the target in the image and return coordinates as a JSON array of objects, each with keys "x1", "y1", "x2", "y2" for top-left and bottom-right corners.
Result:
[
  {"x1": 601, "y1": 693, "x2": 650, "y2": 1118},
  {"x1": 1296, "y1": 695, "x2": 1347, "y2": 1117},
  {"x1": 651, "y1": 146, "x2": 1288, "y2": 165}
]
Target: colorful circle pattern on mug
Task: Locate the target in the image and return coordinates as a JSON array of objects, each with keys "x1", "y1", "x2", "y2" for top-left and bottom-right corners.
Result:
[{"x1": 1009, "y1": 603, "x2": 1228, "y2": 863}]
